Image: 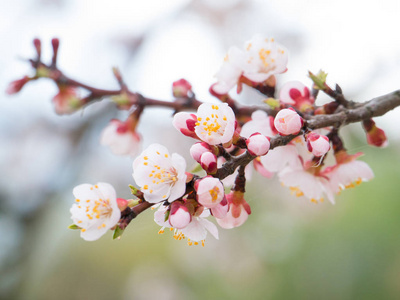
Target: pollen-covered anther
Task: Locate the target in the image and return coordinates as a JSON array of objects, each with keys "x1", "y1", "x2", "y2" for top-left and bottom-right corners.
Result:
[{"x1": 289, "y1": 186, "x2": 304, "y2": 197}]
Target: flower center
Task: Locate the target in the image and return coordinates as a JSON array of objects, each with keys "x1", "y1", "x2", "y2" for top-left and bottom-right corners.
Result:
[{"x1": 195, "y1": 105, "x2": 227, "y2": 137}]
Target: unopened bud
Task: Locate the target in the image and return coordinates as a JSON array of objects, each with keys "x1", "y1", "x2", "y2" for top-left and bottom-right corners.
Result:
[
  {"x1": 362, "y1": 119, "x2": 388, "y2": 147},
  {"x1": 172, "y1": 78, "x2": 192, "y2": 98},
  {"x1": 190, "y1": 142, "x2": 214, "y2": 163},
  {"x1": 172, "y1": 112, "x2": 199, "y2": 139},
  {"x1": 199, "y1": 152, "x2": 218, "y2": 174},
  {"x1": 169, "y1": 201, "x2": 191, "y2": 229},
  {"x1": 306, "y1": 132, "x2": 330, "y2": 157},
  {"x1": 117, "y1": 198, "x2": 129, "y2": 211},
  {"x1": 6, "y1": 76, "x2": 30, "y2": 95},
  {"x1": 274, "y1": 108, "x2": 303, "y2": 136},
  {"x1": 246, "y1": 133, "x2": 270, "y2": 156}
]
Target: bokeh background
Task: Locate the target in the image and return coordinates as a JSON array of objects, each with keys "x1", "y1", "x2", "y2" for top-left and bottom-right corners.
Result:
[{"x1": 1, "y1": 0, "x2": 400, "y2": 299}]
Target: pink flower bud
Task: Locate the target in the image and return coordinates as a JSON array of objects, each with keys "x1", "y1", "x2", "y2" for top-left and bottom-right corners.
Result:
[
  {"x1": 6, "y1": 76, "x2": 31, "y2": 95},
  {"x1": 190, "y1": 142, "x2": 214, "y2": 163},
  {"x1": 172, "y1": 78, "x2": 192, "y2": 98},
  {"x1": 246, "y1": 133, "x2": 270, "y2": 156},
  {"x1": 306, "y1": 132, "x2": 330, "y2": 157},
  {"x1": 362, "y1": 119, "x2": 388, "y2": 147},
  {"x1": 116, "y1": 198, "x2": 129, "y2": 211},
  {"x1": 195, "y1": 176, "x2": 225, "y2": 208},
  {"x1": 52, "y1": 86, "x2": 82, "y2": 115},
  {"x1": 172, "y1": 112, "x2": 199, "y2": 139},
  {"x1": 199, "y1": 152, "x2": 218, "y2": 174},
  {"x1": 274, "y1": 108, "x2": 303, "y2": 136},
  {"x1": 169, "y1": 201, "x2": 192, "y2": 229}
]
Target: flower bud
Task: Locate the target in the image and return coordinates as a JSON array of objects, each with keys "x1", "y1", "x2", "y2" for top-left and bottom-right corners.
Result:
[
  {"x1": 246, "y1": 133, "x2": 270, "y2": 156},
  {"x1": 274, "y1": 108, "x2": 303, "y2": 136},
  {"x1": 306, "y1": 132, "x2": 330, "y2": 157},
  {"x1": 362, "y1": 119, "x2": 388, "y2": 147},
  {"x1": 195, "y1": 176, "x2": 225, "y2": 208},
  {"x1": 190, "y1": 142, "x2": 214, "y2": 163},
  {"x1": 6, "y1": 76, "x2": 31, "y2": 95},
  {"x1": 169, "y1": 201, "x2": 192, "y2": 229},
  {"x1": 199, "y1": 152, "x2": 218, "y2": 174},
  {"x1": 172, "y1": 112, "x2": 199, "y2": 139},
  {"x1": 116, "y1": 198, "x2": 129, "y2": 211},
  {"x1": 172, "y1": 78, "x2": 192, "y2": 98},
  {"x1": 52, "y1": 86, "x2": 82, "y2": 115}
]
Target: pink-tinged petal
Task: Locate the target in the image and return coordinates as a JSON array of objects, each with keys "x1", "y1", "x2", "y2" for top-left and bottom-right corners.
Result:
[
  {"x1": 253, "y1": 159, "x2": 274, "y2": 178},
  {"x1": 260, "y1": 144, "x2": 299, "y2": 173},
  {"x1": 216, "y1": 207, "x2": 249, "y2": 229},
  {"x1": 240, "y1": 110, "x2": 273, "y2": 138},
  {"x1": 173, "y1": 112, "x2": 198, "y2": 139},
  {"x1": 211, "y1": 197, "x2": 229, "y2": 219},
  {"x1": 181, "y1": 218, "x2": 208, "y2": 242},
  {"x1": 198, "y1": 218, "x2": 219, "y2": 240}
]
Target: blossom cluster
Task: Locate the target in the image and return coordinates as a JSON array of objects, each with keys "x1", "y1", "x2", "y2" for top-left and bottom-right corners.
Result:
[{"x1": 7, "y1": 36, "x2": 386, "y2": 246}]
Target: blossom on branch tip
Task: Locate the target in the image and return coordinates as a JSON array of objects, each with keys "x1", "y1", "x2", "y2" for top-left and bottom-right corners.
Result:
[
  {"x1": 306, "y1": 132, "x2": 330, "y2": 157},
  {"x1": 212, "y1": 46, "x2": 248, "y2": 95},
  {"x1": 70, "y1": 182, "x2": 121, "y2": 241},
  {"x1": 132, "y1": 144, "x2": 187, "y2": 203},
  {"x1": 194, "y1": 102, "x2": 235, "y2": 145},
  {"x1": 279, "y1": 81, "x2": 314, "y2": 111},
  {"x1": 212, "y1": 36, "x2": 288, "y2": 94},
  {"x1": 274, "y1": 108, "x2": 303, "y2": 136},
  {"x1": 195, "y1": 176, "x2": 225, "y2": 208},
  {"x1": 241, "y1": 35, "x2": 288, "y2": 84},
  {"x1": 100, "y1": 119, "x2": 141, "y2": 157}
]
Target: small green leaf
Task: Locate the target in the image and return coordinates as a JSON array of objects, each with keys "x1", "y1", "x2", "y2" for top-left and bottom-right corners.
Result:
[
  {"x1": 190, "y1": 163, "x2": 204, "y2": 173},
  {"x1": 113, "y1": 226, "x2": 125, "y2": 240},
  {"x1": 264, "y1": 97, "x2": 280, "y2": 109},
  {"x1": 68, "y1": 224, "x2": 81, "y2": 230},
  {"x1": 164, "y1": 210, "x2": 170, "y2": 222},
  {"x1": 308, "y1": 70, "x2": 328, "y2": 90},
  {"x1": 129, "y1": 184, "x2": 139, "y2": 195}
]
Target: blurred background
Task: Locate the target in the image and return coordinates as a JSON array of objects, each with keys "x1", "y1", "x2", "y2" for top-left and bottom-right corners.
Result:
[{"x1": 1, "y1": 0, "x2": 400, "y2": 299}]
